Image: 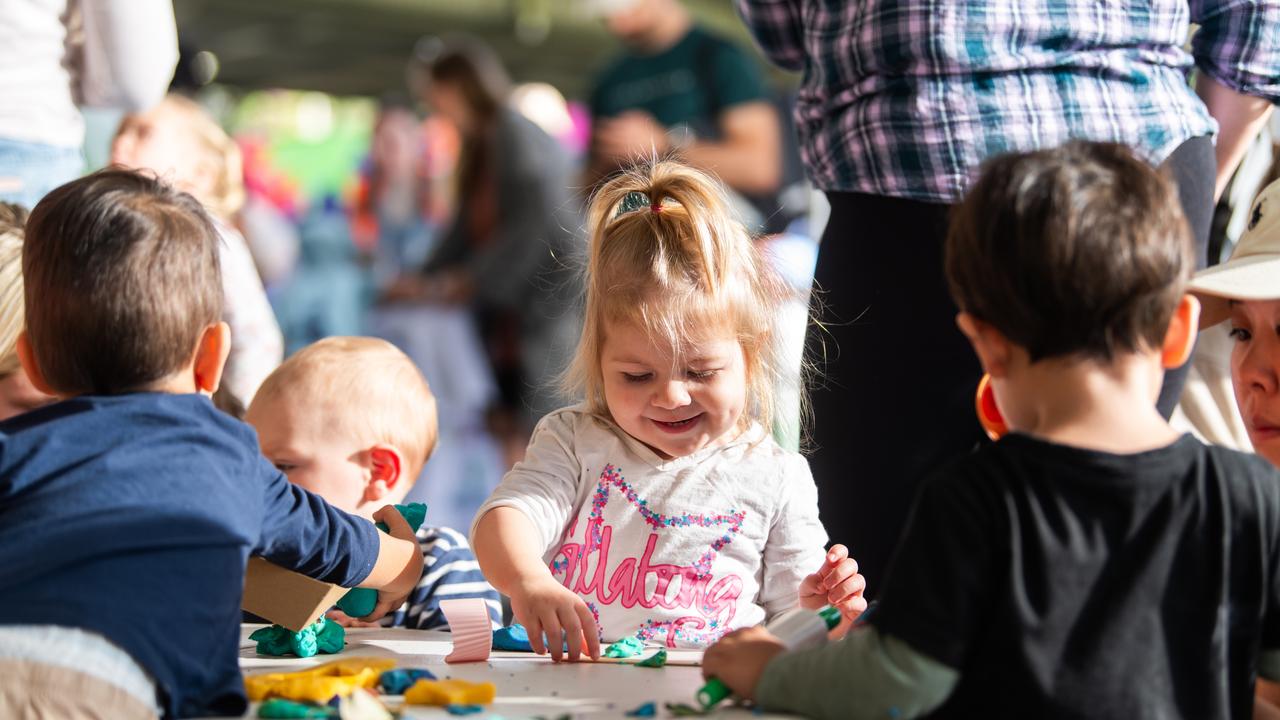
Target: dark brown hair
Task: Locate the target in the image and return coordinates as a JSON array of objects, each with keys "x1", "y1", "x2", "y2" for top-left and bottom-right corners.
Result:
[
  {"x1": 413, "y1": 36, "x2": 510, "y2": 208},
  {"x1": 417, "y1": 35, "x2": 510, "y2": 124},
  {"x1": 946, "y1": 140, "x2": 1191, "y2": 363},
  {"x1": 24, "y1": 168, "x2": 223, "y2": 395}
]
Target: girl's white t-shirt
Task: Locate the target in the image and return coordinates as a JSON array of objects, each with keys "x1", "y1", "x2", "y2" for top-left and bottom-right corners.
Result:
[{"x1": 472, "y1": 405, "x2": 828, "y2": 648}]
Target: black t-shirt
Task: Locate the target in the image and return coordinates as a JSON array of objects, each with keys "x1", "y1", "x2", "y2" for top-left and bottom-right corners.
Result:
[{"x1": 871, "y1": 433, "x2": 1280, "y2": 719}]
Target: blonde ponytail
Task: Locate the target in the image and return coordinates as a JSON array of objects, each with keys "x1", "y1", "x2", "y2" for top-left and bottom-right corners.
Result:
[{"x1": 566, "y1": 160, "x2": 797, "y2": 436}]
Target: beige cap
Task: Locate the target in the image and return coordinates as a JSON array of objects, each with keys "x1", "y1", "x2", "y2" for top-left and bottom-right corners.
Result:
[{"x1": 1189, "y1": 177, "x2": 1280, "y2": 328}]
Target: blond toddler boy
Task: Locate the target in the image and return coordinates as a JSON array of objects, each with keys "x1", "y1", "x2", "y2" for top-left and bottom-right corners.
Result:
[{"x1": 246, "y1": 336, "x2": 501, "y2": 629}]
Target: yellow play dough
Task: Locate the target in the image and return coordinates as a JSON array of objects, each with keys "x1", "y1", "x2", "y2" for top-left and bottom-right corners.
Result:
[
  {"x1": 402, "y1": 678, "x2": 497, "y2": 706},
  {"x1": 244, "y1": 657, "x2": 397, "y2": 703}
]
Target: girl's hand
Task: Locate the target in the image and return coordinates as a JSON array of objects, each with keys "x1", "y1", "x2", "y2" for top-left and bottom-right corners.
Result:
[
  {"x1": 510, "y1": 575, "x2": 601, "y2": 662},
  {"x1": 799, "y1": 544, "x2": 868, "y2": 624},
  {"x1": 702, "y1": 626, "x2": 787, "y2": 702}
]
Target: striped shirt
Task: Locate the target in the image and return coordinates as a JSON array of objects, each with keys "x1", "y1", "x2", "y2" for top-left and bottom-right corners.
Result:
[
  {"x1": 384, "y1": 525, "x2": 502, "y2": 631},
  {"x1": 737, "y1": 0, "x2": 1280, "y2": 202}
]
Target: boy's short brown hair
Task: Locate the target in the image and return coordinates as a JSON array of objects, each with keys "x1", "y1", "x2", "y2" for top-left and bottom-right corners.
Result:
[
  {"x1": 24, "y1": 168, "x2": 223, "y2": 394},
  {"x1": 946, "y1": 140, "x2": 1192, "y2": 363}
]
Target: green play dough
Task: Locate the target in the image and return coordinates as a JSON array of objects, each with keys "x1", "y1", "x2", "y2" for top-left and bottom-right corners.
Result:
[
  {"x1": 249, "y1": 625, "x2": 293, "y2": 656},
  {"x1": 336, "y1": 503, "x2": 427, "y2": 618},
  {"x1": 257, "y1": 698, "x2": 337, "y2": 718},
  {"x1": 315, "y1": 616, "x2": 345, "y2": 654},
  {"x1": 636, "y1": 648, "x2": 668, "y2": 668},
  {"x1": 604, "y1": 636, "x2": 645, "y2": 658},
  {"x1": 250, "y1": 617, "x2": 345, "y2": 658}
]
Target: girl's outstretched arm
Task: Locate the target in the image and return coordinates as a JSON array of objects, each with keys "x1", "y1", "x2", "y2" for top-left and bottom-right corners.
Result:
[{"x1": 473, "y1": 507, "x2": 601, "y2": 662}]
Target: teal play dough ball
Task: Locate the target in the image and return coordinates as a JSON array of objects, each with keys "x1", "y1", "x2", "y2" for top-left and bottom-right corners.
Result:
[
  {"x1": 315, "y1": 617, "x2": 345, "y2": 654},
  {"x1": 336, "y1": 503, "x2": 427, "y2": 618},
  {"x1": 336, "y1": 588, "x2": 377, "y2": 618},
  {"x1": 290, "y1": 624, "x2": 319, "y2": 658}
]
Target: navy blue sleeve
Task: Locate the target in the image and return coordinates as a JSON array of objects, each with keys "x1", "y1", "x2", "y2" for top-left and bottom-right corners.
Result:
[
  {"x1": 388, "y1": 526, "x2": 503, "y2": 630},
  {"x1": 254, "y1": 459, "x2": 381, "y2": 588}
]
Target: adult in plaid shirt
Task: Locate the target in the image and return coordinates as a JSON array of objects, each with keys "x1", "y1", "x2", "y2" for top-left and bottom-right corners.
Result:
[{"x1": 737, "y1": 0, "x2": 1280, "y2": 592}]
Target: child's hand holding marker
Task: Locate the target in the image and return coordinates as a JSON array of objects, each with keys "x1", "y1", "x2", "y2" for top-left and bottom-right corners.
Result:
[
  {"x1": 799, "y1": 544, "x2": 867, "y2": 631},
  {"x1": 702, "y1": 625, "x2": 787, "y2": 703}
]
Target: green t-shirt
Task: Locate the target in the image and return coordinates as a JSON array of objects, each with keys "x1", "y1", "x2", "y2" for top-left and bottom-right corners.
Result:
[{"x1": 590, "y1": 26, "x2": 767, "y2": 139}]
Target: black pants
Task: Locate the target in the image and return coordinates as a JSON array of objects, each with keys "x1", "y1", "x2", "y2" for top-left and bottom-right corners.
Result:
[{"x1": 809, "y1": 136, "x2": 1214, "y2": 594}]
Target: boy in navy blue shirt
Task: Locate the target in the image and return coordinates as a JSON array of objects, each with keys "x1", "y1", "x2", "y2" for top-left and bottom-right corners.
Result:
[{"x1": 0, "y1": 170, "x2": 423, "y2": 718}]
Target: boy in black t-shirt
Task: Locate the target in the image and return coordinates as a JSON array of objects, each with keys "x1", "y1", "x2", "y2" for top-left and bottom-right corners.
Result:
[{"x1": 702, "y1": 141, "x2": 1280, "y2": 719}]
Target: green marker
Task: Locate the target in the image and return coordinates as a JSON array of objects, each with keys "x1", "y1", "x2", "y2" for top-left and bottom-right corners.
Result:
[{"x1": 697, "y1": 605, "x2": 843, "y2": 710}]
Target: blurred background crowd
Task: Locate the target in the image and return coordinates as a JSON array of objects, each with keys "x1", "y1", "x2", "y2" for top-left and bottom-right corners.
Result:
[{"x1": 0, "y1": 0, "x2": 824, "y2": 532}]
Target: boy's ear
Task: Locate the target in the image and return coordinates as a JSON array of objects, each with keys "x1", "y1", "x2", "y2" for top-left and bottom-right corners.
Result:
[
  {"x1": 16, "y1": 332, "x2": 57, "y2": 397},
  {"x1": 193, "y1": 322, "x2": 232, "y2": 396},
  {"x1": 363, "y1": 445, "x2": 404, "y2": 503},
  {"x1": 956, "y1": 312, "x2": 1013, "y2": 378},
  {"x1": 1161, "y1": 294, "x2": 1200, "y2": 369}
]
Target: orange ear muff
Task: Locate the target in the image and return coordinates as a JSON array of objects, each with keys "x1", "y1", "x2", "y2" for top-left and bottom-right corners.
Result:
[{"x1": 975, "y1": 374, "x2": 1008, "y2": 441}]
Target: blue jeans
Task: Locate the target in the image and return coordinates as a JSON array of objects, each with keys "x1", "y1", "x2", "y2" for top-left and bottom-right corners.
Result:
[{"x1": 0, "y1": 138, "x2": 83, "y2": 209}]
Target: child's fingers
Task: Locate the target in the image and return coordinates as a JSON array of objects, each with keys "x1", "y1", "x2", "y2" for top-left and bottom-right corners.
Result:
[
  {"x1": 542, "y1": 612, "x2": 565, "y2": 663},
  {"x1": 834, "y1": 594, "x2": 869, "y2": 622},
  {"x1": 365, "y1": 593, "x2": 402, "y2": 622},
  {"x1": 821, "y1": 558, "x2": 862, "y2": 590},
  {"x1": 798, "y1": 571, "x2": 825, "y2": 598},
  {"x1": 374, "y1": 505, "x2": 413, "y2": 539},
  {"x1": 573, "y1": 603, "x2": 601, "y2": 660},
  {"x1": 844, "y1": 595, "x2": 869, "y2": 616},
  {"x1": 325, "y1": 609, "x2": 356, "y2": 627},
  {"x1": 525, "y1": 616, "x2": 547, "y2": 655},
  {"x1": 557, "y1": 606, "x2": 586, "y2": 662},
  {"x1": 826, "y1": 573, "x2": 867, "y2": 605},
  {"x1": 825, "y1": 544, "x2": 849, "y2": 567}
]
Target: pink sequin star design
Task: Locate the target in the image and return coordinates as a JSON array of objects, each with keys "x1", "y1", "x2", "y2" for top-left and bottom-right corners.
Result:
[
  {"x1": 559, "y1": 464, "x2": 748, "y2": 647},
  {"x1": 589, "y1": 464, "x2": 745, "y2": 581}
]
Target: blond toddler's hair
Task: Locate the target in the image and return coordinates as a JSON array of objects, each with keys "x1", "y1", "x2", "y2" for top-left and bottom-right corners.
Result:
[
  {"x1": 253, "y1": 337, "x2": 438, "y2": 481},
  {"x1": 566, "y1": 160, "x2": 795, "y2": 435},
  {"x1": 161, "y1": 94, "x2": 246, "y2": 220}
]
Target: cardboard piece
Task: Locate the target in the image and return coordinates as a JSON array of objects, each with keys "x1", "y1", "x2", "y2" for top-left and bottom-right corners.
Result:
[{"x1": 242, "y1": 557, "x2": 350, "y2": 633}]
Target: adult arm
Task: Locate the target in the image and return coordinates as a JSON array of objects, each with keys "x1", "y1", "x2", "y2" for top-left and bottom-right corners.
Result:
[
  {"x1": 1188, "y1": 0, "x2": 1280, "y2": 200},
  {"x1": 589, "y1": 37, "x2": 782, "y2": 196},
  {"x1": 1196, "y1": 76, "x2": 1273, "y2": 201},
  {"x1": 78, "y1": 0, "x2": 178, "y2": 111},
  {"x1": 680, "y1": 101, "x2": 782, "y2": 196},
  {"x1": 734, "y1": 0, "x2": 806, "y2": 72}
]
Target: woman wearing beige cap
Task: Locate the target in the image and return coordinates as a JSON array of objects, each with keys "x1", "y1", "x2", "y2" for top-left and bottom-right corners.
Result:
[
  {"x1": 1190, "y1": 178, "x2": 1280, "y2": 467},
  {"x1": 1192, "y1": 179, "x2": 1280, "y2": 718}
]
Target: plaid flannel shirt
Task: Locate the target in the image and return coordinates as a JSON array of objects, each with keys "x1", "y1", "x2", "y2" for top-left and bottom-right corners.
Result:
[{"x1": 737, "y1": 0, "x2": 1280, "y2": 202}]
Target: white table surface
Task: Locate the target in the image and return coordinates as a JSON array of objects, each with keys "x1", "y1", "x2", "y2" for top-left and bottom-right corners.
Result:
[{"x1": 237, "y1": 625, "x2": 786, "y2": 719}]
